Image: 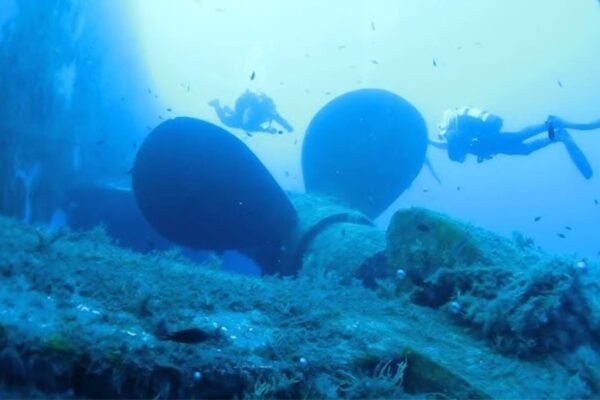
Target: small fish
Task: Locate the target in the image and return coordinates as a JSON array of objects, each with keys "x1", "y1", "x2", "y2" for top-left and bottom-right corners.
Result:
[
  {"x1": 337, "y1": 44, "x2": 346, "y2": 50},
  {"x1": 565, "y1": 226, "x2": 572, "y2": 231},
  {"x1": 250, "y1": 71, "x2": 255, "y2": 80},
  {"x1": 557, "y1": 80, "x2": 563, "y2": 88},
  {"x1": 416, "y1": 223, "x2": 430, "y2": 233},
  {"x1": 370, "y1": 60, "x2": 379, "y2": 65},
  {"x1": 147, "y1": 88, "x2": 152, "y2": 94},
  {"x1": 341, "y1": 228, "x2": 346, "y2": 237},
  {"x1": 324, "y1": 91, "x2": 331, "y2": 96},
  {"x1": 161, "y1": 328, "x2": 213, "y2": 344},
  {"x1": 456, "y1": 186, "x2": 461, "y2": 191},
  {"x1": 371, "y1": 21, "x2": 376, "y2": 31},
  {"x1": 95, "y1": 139, "x2": 105, "y2": 145},
  {"x1": 167, "y1": 108, "x2": 173, "y2": 112},
  {"x1": 557, "y1": 233, "x2": 566, "y2": 239},
  {"x1": 594, "y1": 198, "x2": 598, "y2": 205},
  {"x1": 534, "y1": 216, "x2": 542, "y2": 222},
  {"x1": 432, "y1": 58, "x2": 437, "y2": 67},
  {"x1": 423, "y1": 189, "x2": 429, "y2": 193}
]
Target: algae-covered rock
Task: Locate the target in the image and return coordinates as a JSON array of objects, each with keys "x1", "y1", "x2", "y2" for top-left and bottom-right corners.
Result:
[
  {"x1": 387, "y1": 207, "x2": 507, "y2": 307},
  {"x1": 463, "y1": 259, "x2": 599, "y2": 357},
  {"x1": 401, "y1": 348, "x2": 492, "y2": 399},
  {"x1": 386, "y1": 207, "x2": 600, "y2": 361},
  {"x1": 387, "y1": 208, "x2": 488, "y2": 275}
]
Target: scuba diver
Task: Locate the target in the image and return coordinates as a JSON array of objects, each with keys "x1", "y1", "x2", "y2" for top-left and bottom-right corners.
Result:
[
  {"x1": 208, "y1": 90, "x2": 294, "y2": 135},
  {"x1": 429, "y1": 107, "x2": 599, "y2": 179}
]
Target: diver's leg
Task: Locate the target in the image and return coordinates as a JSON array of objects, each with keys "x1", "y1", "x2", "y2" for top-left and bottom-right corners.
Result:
[
  {"x1": 223, "y1": 106, "x2": 234, "y2": 118},
  {"x1": 507, "y1": 117, "x2": 600, "y2": 142},
  {"x1": 503, "y1": 123, "x2": 549, "y2": 143},
  {"x1": 507, "y1": 131, "x2": 594, "y2": 179},
  {"x1": 503, "y1": 137, "x2": 553, "y2": 155},
  {"x1": 209, "y1": 102, "x2": 240, "y2": 128},
  {"x1": 566, "y1": 119, "x2": 600, "y2": 131},
  {"x1": 550, "y1": 117, "x2": 600, "y2": 131}
]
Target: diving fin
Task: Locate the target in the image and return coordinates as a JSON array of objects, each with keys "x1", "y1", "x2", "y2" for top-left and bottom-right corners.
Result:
[{"x1": 559, "y1": 129, "x2": 593, "y2": 179}]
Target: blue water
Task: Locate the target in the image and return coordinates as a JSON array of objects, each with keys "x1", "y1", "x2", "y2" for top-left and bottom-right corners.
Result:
[{"x1": 3, "y1": 1, "x2": 599, "y2": 260}]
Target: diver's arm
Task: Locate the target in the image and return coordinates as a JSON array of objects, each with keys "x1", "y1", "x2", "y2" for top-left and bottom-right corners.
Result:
[
  {"x1": 271, "y1": 113, "x2": 294, "y2": 133},
  {"x1": 428, "y1": 138, "x2": 448, "y2": 150}
]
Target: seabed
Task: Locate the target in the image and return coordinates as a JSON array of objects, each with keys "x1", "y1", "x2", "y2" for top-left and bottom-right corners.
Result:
[{"x1": 0, "y1": 208, "x2": 599, "y2": 399}]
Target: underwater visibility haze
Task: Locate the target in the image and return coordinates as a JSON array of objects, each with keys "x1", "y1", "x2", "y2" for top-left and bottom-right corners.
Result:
[{"x1": 1, "y1": 0, "x2": 600, "y2": 398}]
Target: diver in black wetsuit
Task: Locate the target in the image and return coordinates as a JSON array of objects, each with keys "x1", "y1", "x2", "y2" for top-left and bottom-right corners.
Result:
[
  {"x1": 428, "y1": 107, "x2": 598, "y2": 179},
  {"x1": 208, "y1": 90, "x2": 294, "y2": 135}
]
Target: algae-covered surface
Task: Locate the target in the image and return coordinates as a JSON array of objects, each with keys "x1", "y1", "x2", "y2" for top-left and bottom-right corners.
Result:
[
  {"x1": 0, "y1": 213, "x2": 598, "y2": 398},
  {"x1": 387, "y1": 208, "x2": 600, "y2": 359}
]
